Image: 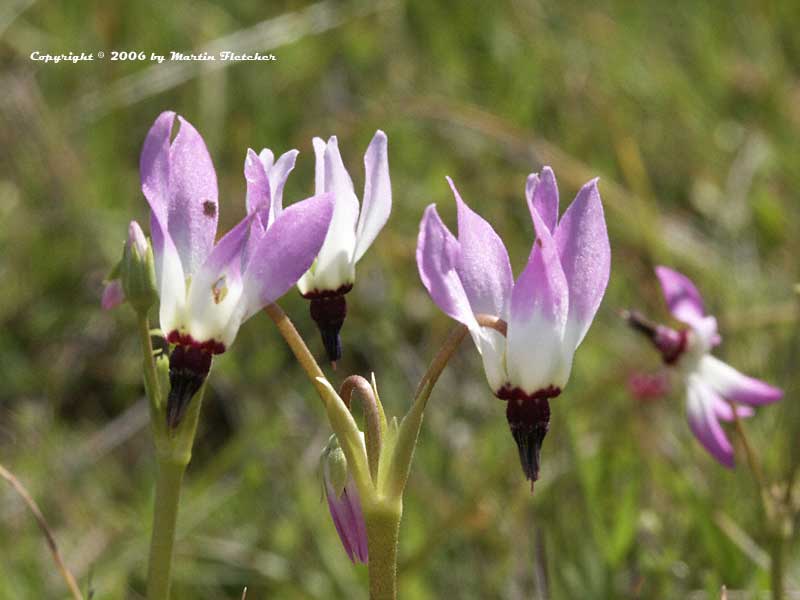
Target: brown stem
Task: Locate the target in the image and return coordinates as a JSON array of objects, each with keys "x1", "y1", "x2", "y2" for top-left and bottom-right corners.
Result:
[
  {"x1": 340, "y1": 375, "x2": 383, "y2": 484},
  {"x1": 0, "y1": 463, "x2": 84, "y2": 600},
  {"x1": 412, "y1": 315, "x2": 506, "y2": 405},
  {"x1": 476, "y1": 313, "x2": 507, "y2": 336},
  {"x1": 413, "y1": 325, "x2": 469, "y2": 402}
]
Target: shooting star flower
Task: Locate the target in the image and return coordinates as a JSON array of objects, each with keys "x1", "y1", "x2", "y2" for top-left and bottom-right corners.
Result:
[
  {"x1": 625, "y1": 267, "x2": 782, "y2": 467},
  {"x1": 297, "y1": 132, "x2": 391, "y2": 364},
  {"x1": 139, "y1": 111, "x2": 333, "y2": 427},
  {"x1": 416, "y1": 167, "x2": 610, "y2": 483}
]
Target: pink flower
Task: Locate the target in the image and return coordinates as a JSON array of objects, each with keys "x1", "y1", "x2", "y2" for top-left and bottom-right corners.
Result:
[
  {"x1": 139, "y1": 112, "x2": 334, "y2": 426},
  {"x1": 297, "y1": 132, "x2": 392, "y2": 363},
  {"x1": 629, "y1": 267, "x2": 783, "y2": 467}
]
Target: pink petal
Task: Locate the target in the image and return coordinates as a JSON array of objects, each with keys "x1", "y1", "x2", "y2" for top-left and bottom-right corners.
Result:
[
  {"x1": 525, "y1": 166, "x2": 559, "y2": 234},
  {"x1": 245, "y1": 148, "x2": 271, "y2": 219},
  {"x1": 655, "y1": 266, "x2": 706, "y2": 327},
  {"x1": 415, "y1": 204, "x2": 478, "y2": 331},
  {"x1": 449, "y1": 177, "x2": 513, "y2": 319},
  {"x1": 185, "y1": 215, "x2": 255, "y2": 347},
  {"x1": 312, "y1": 137, "x2": 327, "y2": 195},
  {"x1": 140, "y1": 111, "x2": 175, "y2": 225},
  {"x1": 325, "y1": 482, "x2": 356, "y2": 562},
  {"x1": 686, "y1": 375, "x2": 734, "y2": 468},
  {"x1": 712, "y1": 398, "x2": 755, "y2": 422},
  {"x1": 324, "y1": 479, "x2": 368, "y2": 564},
  {"x1": 267, "y1": 149, "x2": 299, "y2": 223},
  {"x1": 354, "y1": 130, "x2": 391, "y2": 263},
  {"x1": 194, "y1": 214, "x2": 252, "y2": 289},
  {"x1": 167, "y1": 116, "x2": 219, "y2": 277},
  {"x1": 242, "y1": 193, "x2": 334, "y2": 318},
  {"x1": 101, "y1": 280, "x2": 125, "y2": 310},
  {"x1": 243, "y1": 149, "x2": 270, "y2": 269},
  {"x1": 506, "y1": 204, "x2": 570, "y2": 393},
  {"x1": 699, "y1": 355, "x2": 783, "y2": 406},
  {"x1": 151, "y1": 212, "x2": 187, "y2": 336},
  {"x1": 554, "y1": 178, "x2": 611, "y2": 351}
]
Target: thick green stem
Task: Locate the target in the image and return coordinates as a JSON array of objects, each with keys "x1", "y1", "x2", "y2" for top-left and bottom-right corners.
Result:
[
  {"x1": 146, "y1": 459, "x2": 186, "y2": 600},
  {"x1": 138, "y1": 314, "x2": 204, "y2": 599},
  {"x1": 365, "y1": 501, "x2": 402, "y2": 600},
  {"x1": 137, "y1": 316, "x2": 162, "y2": 419}
]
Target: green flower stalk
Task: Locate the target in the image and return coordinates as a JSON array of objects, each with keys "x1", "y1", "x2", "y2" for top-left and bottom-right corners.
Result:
[{"x1": 266, "y1": 302, "x2": 470, "y2": 600}]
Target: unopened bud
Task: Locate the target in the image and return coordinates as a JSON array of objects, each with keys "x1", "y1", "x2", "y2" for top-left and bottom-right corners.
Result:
[
  {"x1": 121, "y1": 220, "x2": 158, "y2": 315},
  {"x1": 321, "y1": 435, "x2": 349, "y2": 497},
  {"x1": 320, "y1": 433, "x2": 368, "y2": 563},
  {"x1": 101, "y1": 279, "x2": 125, "y2": 310}
]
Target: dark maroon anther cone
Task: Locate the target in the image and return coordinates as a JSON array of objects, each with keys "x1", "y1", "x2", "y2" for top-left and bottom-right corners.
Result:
[
  {"x1": 167, "y1": 344, "x2": 212, "y2": 429},
  {"x1": 622, "y1": 310, "x2": 687, "y2": 365},
  {"x1": 305, "y1": 285, "x2": 352, "y2": 363},
  {"x1": 505, "y1": 395, "x2": 552, "y2": 483}
]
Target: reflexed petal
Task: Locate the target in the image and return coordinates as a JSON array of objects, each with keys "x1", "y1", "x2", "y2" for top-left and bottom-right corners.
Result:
[
  {"x1": 243, "y1": 193, "x2": 334, "y2": 318},
  {"x1": 526, "y1": 166, "x2": 559, "y2": 234},
  {"x1": 655, "y1": 266, "x2": 706, "y2": 327},
  {"x1": 313, "y1": 137, "x2": 327, "y2": 196},
  {"x1": 686, "y1": 374, "x2": 734, "y2": 468},
  {"x1": 140, "y1": 111, "x2": 175, "y2": 224},
  {"x1": 474, "y1": 328, "x2": 507, "y2": 392},
  {"x1": 167, "y1": 116, "x2": 219, "y2": 277},
  {"x1": 101, "y1": 280, "x2": 125, "y2": 310},
  {"x1": 267, "y1": 149, "x2": 299, "y2": 224},
  {"x1": 415, "y1": 204, "x2": 479, "y2": 331},
  {"x1": 324, "y1": 136, "x2": 356, "y2": 197},
  {"x1": 450, "y1": 177, "x2": 513, "y2": 319},
  {"x1": 506, "y1": 207, "x2": 570, "y2": 393},
  {"x1": 699, "y1": 355, "x2": 783, "y2": 406},
  {"x1": 245, "y1": 148, "x2": 270, "y2": 218},
  {"x1": 554, "y1": 178, "x2": 610, "y2": 351},
  {"x1": 185, "y1": 215, "x2": 253, "y2": 347},
  {"x1": 302, "y1": 139, "x2": 360, "y2": 291},
  {"x1": 151, "y1": 213, "x2": 187, "y2": 336},
  {"x1": 354, "y1": 130, "x2": 391, "y2": 263},
  {"x1": 689, "y1": 315, "x2": 721, "y2": 351},
  {"x1": 712, "y1": 398, "x2": 755, "y2": 422},
  {"x1": 258, "y1": 148, "x2": 274, "y2": 174},
  {"x1": 243, "y1": 149, "x2": 270, "y2": 269}
]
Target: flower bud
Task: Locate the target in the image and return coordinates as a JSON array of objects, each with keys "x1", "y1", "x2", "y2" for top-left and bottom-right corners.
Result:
[
  {"x1": 320, "y1": 434, "x2": 368, "y2": 563},
  {"x1": 121, "y1": 220, "x2": 158, "y2": 315},
  {"x1": 322, "y1": 435, "x2": 349, "y2": 497},
  {"x1": 101, "y1": 279, "x2": 125, "y2": 310}
]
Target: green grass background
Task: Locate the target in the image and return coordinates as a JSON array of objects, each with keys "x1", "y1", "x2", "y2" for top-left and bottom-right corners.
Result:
[{"x1": 1, "y1": 0, "x2": 799, "y2": 597}]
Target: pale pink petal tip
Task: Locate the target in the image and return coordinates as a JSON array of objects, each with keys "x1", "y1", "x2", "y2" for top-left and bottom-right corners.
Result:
[
  {"x1": 654, "y1": 265, "x2": 706, "y2": 325},
  {"x1": 101, "y1": 280, "x2": 125, "y2": 310}
]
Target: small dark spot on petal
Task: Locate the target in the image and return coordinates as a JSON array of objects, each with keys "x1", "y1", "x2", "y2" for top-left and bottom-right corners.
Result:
[
  {"x1": 203, "y1": 200, "x2": 216, "y2": 218},
  {"x1": 535, "y1": 238, "x2": 542, "y2": 247}
]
